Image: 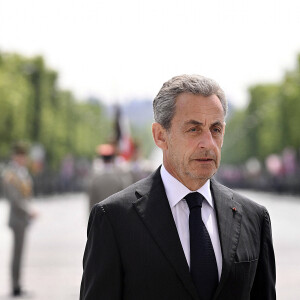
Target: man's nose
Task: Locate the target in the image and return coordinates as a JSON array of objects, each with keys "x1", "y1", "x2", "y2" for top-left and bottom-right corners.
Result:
[{"x1": 198, "y1": 130, "x2": 214, "y2": 148}]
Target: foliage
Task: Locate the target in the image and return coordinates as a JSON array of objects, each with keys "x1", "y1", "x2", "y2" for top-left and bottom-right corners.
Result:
[
  {"x1": 222, "y1": 54, "x2": 300, "y2": 165},
  {"x1": 130, "y1": 122, "x2": 155, "y2": 157},
  {"x1": 0, "y1": 52, "x2": 109, "y2": 169}
]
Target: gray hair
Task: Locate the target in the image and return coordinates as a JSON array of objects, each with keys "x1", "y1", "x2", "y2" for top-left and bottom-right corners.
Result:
[{"x1": 153, "y1": 74, "x2": 227, "y2": 130}]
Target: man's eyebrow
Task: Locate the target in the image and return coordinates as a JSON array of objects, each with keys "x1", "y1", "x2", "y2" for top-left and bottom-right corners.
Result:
[
  {"x1": 183, "y1": 120, "x2": 203, "y2": 126},
  {"x1": 211, "y1": 121, "x2": 224, "y2": 127},
  {"x1": 183, "y1": 120, "x2": 225, "y2": 127}
]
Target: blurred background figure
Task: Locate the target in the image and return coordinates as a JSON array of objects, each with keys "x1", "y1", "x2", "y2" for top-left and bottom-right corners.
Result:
[
  {"x1": 126, "y1": 141, "x2": 152, "y2": 183},
  {"x1": 88, "y1": 143, "x2": 132, "y2": 212},
  {"x1": 1, "y1": 141, "x2": 37, "y2": 297},
  {"x1": 59, "y1": 153, "x2": 75, "y2": 193}
]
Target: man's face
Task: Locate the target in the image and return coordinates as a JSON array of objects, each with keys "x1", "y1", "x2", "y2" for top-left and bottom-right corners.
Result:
[{"x1": 153, "y1": 93, "x2": 225, "y2": 190}]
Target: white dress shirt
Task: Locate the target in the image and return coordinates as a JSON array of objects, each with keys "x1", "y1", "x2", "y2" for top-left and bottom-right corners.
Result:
[{"x1": 160, "y1": 165, "x2": 223, "y2": 279}]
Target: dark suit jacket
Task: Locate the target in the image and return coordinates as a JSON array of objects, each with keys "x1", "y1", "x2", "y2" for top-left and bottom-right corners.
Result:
[{"x1": 80, "y1": 167, "x2": 276, "y2": 300}]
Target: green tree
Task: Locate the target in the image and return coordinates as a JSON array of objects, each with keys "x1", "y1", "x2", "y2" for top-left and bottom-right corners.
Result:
[
  {"x1": 247, "y1": 84, "x2": 281, "y2": 160},
  {"x1": 223, "y1": 53, "x2": 300, "y2": 165},
  {"x1": 222, "y1": 109, "x2": 249, "y2": 164},
  {"x1": 0, "y1": 52, "x2": 109, "y2": 169},
  {"x1": 0, "y1": 53, "x2": 33, "y2": 157},
  {"x1": 279, "y1": 54, "x2": 300, "y2": 150}
]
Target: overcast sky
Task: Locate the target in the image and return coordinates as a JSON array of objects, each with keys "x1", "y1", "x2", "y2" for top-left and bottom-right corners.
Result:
[{"x1": 1, "y1": 0, "x2": 300, "y2": 108}]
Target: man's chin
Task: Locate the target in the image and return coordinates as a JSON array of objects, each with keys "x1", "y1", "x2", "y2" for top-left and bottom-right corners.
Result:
[{"x1": 188, "y1": 170, "x2": 216, "y2": 181}]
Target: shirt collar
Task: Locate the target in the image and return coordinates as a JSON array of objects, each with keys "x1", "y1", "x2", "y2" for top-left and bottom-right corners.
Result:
[{"x1": 160, "y1": 165, "x2": 214, "y2": 209}]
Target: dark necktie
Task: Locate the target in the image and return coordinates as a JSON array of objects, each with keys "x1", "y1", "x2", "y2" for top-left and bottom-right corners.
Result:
[{"x1": 185, "y1": 192, "x2": 218, "y2": 300}]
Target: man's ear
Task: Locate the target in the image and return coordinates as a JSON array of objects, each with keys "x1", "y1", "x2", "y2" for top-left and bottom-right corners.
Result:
[{"x1": 152, "y1": 122, "x2": 168, "y2": 150}]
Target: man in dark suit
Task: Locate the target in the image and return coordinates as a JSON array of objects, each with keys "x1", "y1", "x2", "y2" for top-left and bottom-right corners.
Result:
[{"x1": 80, "y1": 74, "x2": 276, "y2": 300}]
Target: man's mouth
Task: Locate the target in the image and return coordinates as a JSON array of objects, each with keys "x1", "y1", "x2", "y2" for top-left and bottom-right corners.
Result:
[{"x1": 194, "y1": 158, "x2": 213, "y2": 162}]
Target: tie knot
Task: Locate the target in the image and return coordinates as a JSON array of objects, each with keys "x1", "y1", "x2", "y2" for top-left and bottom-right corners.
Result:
[{"x1": 185, "y1": 192, "x2": 204, "y2": 210}]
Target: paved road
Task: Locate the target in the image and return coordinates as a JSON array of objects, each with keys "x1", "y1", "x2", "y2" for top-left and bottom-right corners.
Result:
[
  {"x1": 0, "y1": 190, "x2": 299, "y2": 299},
  {"x1": 0, "y1": 193, "x2": 88, "y2": 300}
]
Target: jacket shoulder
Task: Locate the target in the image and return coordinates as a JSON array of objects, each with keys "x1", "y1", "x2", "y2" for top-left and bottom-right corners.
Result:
[
  {"x1": 212, "y1": 179, "x2": 268, "y2": 216},
  {"x1": 95, "y1": 168, "x2": 161, "y2": 211}
]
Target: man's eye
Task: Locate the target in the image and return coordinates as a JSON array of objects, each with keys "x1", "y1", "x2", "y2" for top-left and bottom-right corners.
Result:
[
  {"x1": 189, "y1": 127, "x2": 197, "y2": 132},
  {"x1": 212, "y1": 127, "x2": 221, "y2": 133}
]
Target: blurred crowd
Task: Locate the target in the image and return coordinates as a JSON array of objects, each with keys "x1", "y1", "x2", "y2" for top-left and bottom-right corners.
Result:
[
  {"x1": 217, "y1": 147, "x2": 300, "y2": 194},
  {"x1": 1, "y1": 143, "x2": 300, "y2": 199},
  {"x1": 0, "y1": 142, "x2": 154, "y2": 199}
]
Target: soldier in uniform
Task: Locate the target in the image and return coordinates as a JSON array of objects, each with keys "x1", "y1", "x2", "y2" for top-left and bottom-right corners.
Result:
[
  {"x1": 88, "y1": 144, "x2": 132, "y2": 212},
  {"x1": 2, "y1": 142, "x2": 36, "y2": 297}
]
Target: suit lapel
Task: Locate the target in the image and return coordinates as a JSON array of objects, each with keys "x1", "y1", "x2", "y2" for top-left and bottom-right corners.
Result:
[
  {"x1": 133, "y1": 168, "x2": 199, "y2": 300},
  {"x1": 210, "y1": 179, "x2": 243, "y2": 299}
]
